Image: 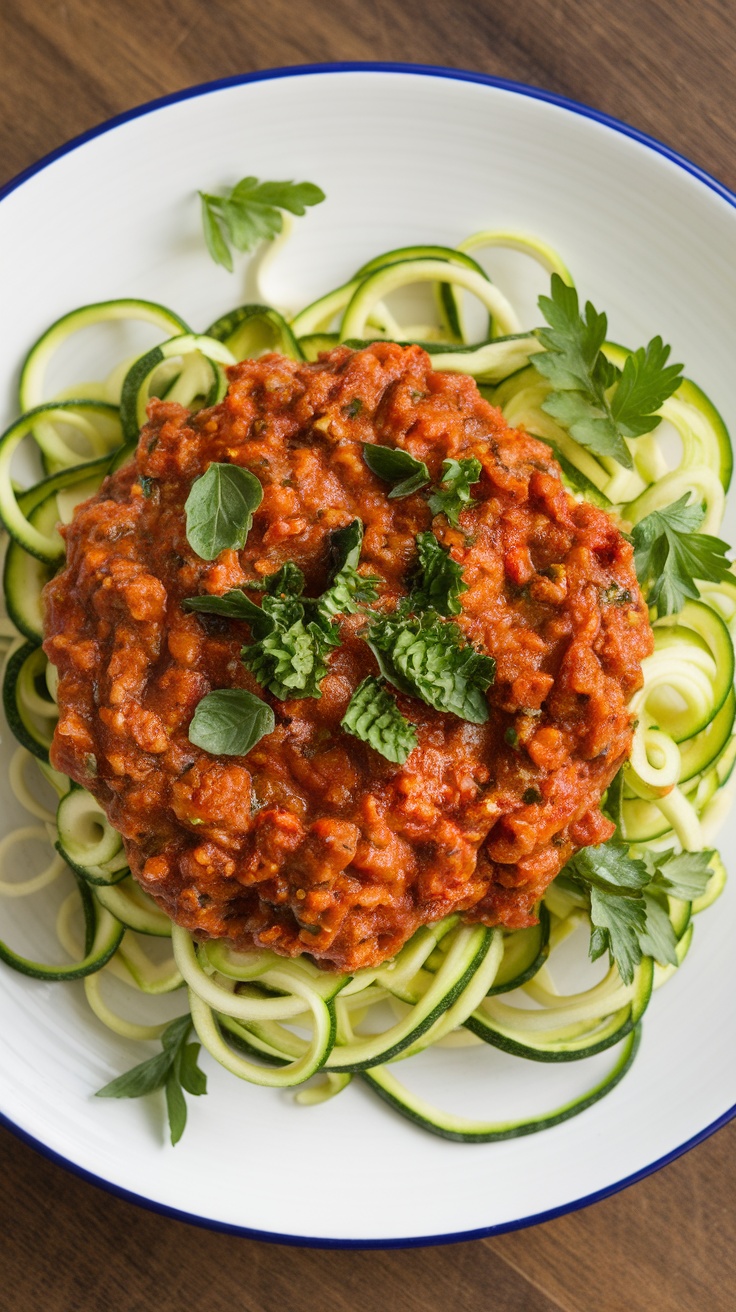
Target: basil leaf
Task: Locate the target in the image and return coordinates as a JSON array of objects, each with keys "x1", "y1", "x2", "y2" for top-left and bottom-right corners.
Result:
[
  {"x1": 183, "y1": 590, "x2": 267, "y2": 625},
  {"x1": 362, "y1": 444, "x2": 430, "y2": 498},
  {"x1": 188, "y1": 689, "x2": 275, "y2": 755},
  {"x1": 161, "y1": 1015, "x2": 193, "y2": 1052},
  {"x1": 341, "y1": 676, "x2": 418, "y2": 764},
  {"x1": 185, "y1": 463, "x2": 263, "y2": 560}
]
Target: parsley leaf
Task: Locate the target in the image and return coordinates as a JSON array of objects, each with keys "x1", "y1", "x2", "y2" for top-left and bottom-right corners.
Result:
[
  {"x1": 563, "y1": 838, "x2": 709, "y2": 983},
  {"x1": 636, "y1": 891, "x2": 678, "y2": 969},
  {"x1": 566, "y1": 842, "x2": 649, "y2": 894},
  {"x1": 96, "y1": 1015, "x2": 207, "y2": 1147},
  {"x1": 341, "y1": 676, "x2": 417, "y2": 764},
  {"x1": 533, "y1": 275, "x2": 683, "y2": 469},
  {"x1": 412, "y1": 531, "x2": 467, "y2": 617},
  {"x1": 362, "y1": 443, "x2": 430, "y2": 498},
  {"x1": 188, "y1": 688, "x2": 275, "y2": 755},
  {"x1": 199, "y1": 177, "x2": 325, "y2": 270},
  {"x1": 631, "y1": 494, "x2": 732, "y2": 617},
  {"x1": 645, "y1": 847, "x2": 715, "y2": 901},
  {"x1": 588, "y1": 884, "x2": 648, "y2": 985},
  {"x1": 428, "y1": 457, "x2": 481, "y2": 526},
  {"x1": 315, "y1": 519, "x2": 380, "y2": 625},
  {"x1": 367, "y1": 611, "x2": 495, "y2": 723},
  {"x1": 185, "y1": 463, "x2": 263, "y2": 561}
]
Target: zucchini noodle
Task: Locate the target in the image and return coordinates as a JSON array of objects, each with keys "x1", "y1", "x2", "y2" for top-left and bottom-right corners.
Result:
[{"x1": 0, "y1": 229, "x2": 731, "y2": 1142}]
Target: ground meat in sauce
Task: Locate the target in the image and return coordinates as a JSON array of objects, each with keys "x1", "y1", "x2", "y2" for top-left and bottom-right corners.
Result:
[{"x1": 43, "y1": 343, "x2": 654, "y2": 972}]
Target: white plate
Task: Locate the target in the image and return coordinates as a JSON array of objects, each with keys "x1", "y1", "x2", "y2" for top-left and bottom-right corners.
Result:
[{"x1": 0, "y1": 64, "x2": 735, "y2": 1247}]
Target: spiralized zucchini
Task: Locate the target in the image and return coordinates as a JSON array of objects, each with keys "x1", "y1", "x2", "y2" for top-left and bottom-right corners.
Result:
[{"x1": 0, "y1": 230, "x2": 731, "y2": 1142}]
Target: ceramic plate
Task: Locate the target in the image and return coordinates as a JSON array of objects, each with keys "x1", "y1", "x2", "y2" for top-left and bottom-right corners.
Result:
[{"x1": 0, "y1": 64, "x2": 735, "y2": 1247}]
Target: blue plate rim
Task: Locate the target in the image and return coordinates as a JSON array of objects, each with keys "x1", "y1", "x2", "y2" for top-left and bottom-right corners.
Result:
[{"x1": 1, "y1": 59, "x2": 735, "y2": 1250}]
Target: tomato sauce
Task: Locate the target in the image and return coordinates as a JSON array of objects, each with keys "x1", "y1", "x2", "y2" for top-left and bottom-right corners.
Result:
[{"x1": 43, "y1": 343, "x2": 653, "y2": 971}]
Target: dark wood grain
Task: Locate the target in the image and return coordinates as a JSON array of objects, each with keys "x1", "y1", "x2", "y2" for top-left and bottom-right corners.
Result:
[{"x1": 1, "y1": 2, "x2": 735, "y2": 1308}]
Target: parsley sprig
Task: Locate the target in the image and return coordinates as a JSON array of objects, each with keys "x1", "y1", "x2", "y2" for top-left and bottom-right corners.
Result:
[
  {"x1": 199, "y1": 176, "x2": 325, "y2": 272},
  {"x1": 563, "y1": 841, "x2": 715, "y2": 984},
  {"x1": 631, "y1": 494, "x2": 732, "y2": 617},
  {"x1": 428, "y1": 457, "x2": 481, "y2": 526},
  {"x1": 96, "y1": 1015, "x2": 207, "y2": 1145},
  {"x1": 533, "y1": 275, "x2": 683, "y2": 469}
]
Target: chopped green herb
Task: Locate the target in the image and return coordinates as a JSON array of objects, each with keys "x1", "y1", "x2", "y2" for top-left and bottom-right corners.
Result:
[
  {"x1": 522, "y1": 786, "x2": 543, "y2": 805},
  {"x1": 139, "y1": 475, "x2": 155, "y2": 498},
  {"x1": 183, "y1": 590, "x2": 266, "y2": 622},
  {"x1": 343, "y1": 397, "x2": 363, "y2": 418},
  {"x1": 341, "y1": 676, "x2": 417, "y2": 764},
  {"x1": 533, "y1": 274, "x2": 683, "y2": 469},
  {"x1": 428, "y1": 457, "x2": 482, "y2": 527},
  {"x1": 362, "y1": 443, "x2": 430, "y2": 498},
  {"x1": 367, "y1": 610, "x2": 495, "y2": 724},
  {"x1": 631, "y1": 493, "x2": 732, "y2": 617},
  {"x1": 251, "y1": 562, "x2": 306, "y2": 597},
  {"x1": 411, "y1": 531, "x2": 467, "y2": 617},
  {"x1": 199, "y1": 176, "x2": 325, "y2": 271},
  {"x1": 96, "y1": 1015, "x2": 207, "y2": 1146},
  {"x1": 601, "y1": 582, "x2": 632, "y2": 606},
  {"x1": 184, "y1": 463, "x2": 263, "y2": 561},
  {"x1": 188, "y1": 688, "x2": 275, "y2": 755},
  {"x1": 315, "y1": 519, "x2": 380, "y2": 625},
  {"x1": 241, "y1": 591, "x2": 338, "y2": 700},
  {"x1": 505, "y1": 726, "x2": 519, "y2": 748}
]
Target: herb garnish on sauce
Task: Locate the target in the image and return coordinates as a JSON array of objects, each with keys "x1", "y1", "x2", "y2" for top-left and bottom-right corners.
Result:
[{"x1": 184, "y1": 463, "x2": 263, "y2": 560}]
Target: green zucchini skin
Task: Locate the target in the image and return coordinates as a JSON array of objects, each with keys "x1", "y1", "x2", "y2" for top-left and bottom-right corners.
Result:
[
  {"x1": 361, "y1": 1027, "x2": 641, "y2": 1143},
  {"x1": 465, "y1": 958, "x2": 654, "y2": 1063},
  {"x1": 0, "y1": 875, "x2": 123, "y2": 981},
  {"x1": 3, "y1": 642, "x2": 54, "y2": 763},
  {"x1": 487, "y1": 903, "x2": 550, "y2": 996}
]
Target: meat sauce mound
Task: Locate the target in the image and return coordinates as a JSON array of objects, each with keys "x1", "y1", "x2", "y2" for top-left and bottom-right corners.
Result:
[{"x1": 43, "y1": 343, "x2": 653, "y2": 972}]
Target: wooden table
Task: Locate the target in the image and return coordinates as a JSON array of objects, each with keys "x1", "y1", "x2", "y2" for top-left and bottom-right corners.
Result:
[{"x1": 1, "y1": 2, "x2": 734, "y2": 1307}]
